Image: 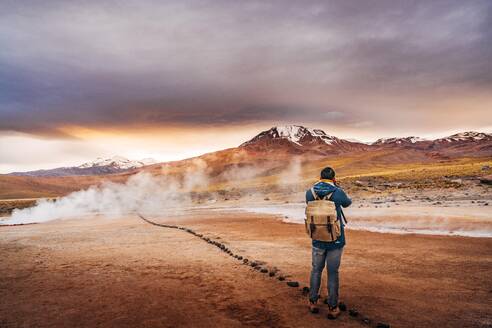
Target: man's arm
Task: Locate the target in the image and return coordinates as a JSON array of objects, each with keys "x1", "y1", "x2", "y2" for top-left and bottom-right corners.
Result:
[{"x1": 332, "y1": 188, "x2": 352, "y2": 208}]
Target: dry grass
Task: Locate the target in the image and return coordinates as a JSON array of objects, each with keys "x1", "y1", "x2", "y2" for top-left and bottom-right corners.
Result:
[{"x1": 0, "y1": 199, "x2": 41, "y2": 216}]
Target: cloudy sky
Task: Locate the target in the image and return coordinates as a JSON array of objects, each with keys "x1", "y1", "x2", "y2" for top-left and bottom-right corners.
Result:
[{"x1": 1, "y1": 0, "x2": 491, "y2": 172}]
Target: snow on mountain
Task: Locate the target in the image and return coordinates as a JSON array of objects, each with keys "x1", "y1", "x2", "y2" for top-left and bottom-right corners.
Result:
[
  {"x1": 77, "y1": 156, "x2": 155, "y2": 170},
  {"x1": 241, "y1": 125, "x2": 341, "y2": 147},
  {"x1": 435, "y1": 131, "x2": 492, "y2": 143},
  {"x1": 373, "y1": 136, "x2": 428, "y2": 145},
  {"x1": 8, "y1": 156, "x2": 157, "y2": 177}
]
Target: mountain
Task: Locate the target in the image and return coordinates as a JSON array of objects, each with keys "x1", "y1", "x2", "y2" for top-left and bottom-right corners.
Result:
[
  {"x1": 372, "y1": 136, "x2": 429, "y2": 145},
  {"x1": 237, "y1": 126, "x2": 492, "y2": 160},
  {"x1": 7, "y1": 156, "x2": 157, "y2": 177},
  {"x1": 77, "y1": 156, "x2": 156, "y2": 170},
  {"x1": 371, "y1": 131, "x2": 492, "y2": 157},
  {"x1": 240, "y1": 125, "x2": 369, "y2": 154},
  {"x1": 433, "y1": 131, "x2": 492, "y2": 143}
]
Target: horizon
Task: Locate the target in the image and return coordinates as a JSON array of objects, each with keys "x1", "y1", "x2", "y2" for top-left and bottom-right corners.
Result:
[
  {"x1": 1, "y1": 124, "x2": 491, "y2": 174},
  {"x1": 1, "y1": 0, "x2": 491, "y2": 173}
]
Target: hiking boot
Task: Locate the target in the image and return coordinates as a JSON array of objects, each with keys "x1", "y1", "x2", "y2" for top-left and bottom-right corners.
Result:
[
  {"x1": 327, "y1": 305, "x2": 341, "y2": 320},
  {"x1": 308, "y1": 300, "x2": 319, "y2": 314}
]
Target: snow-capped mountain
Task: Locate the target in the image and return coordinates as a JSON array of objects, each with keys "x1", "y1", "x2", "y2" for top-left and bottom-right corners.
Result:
[
  {"x1": 241, "y1": 125, "x2": 337, "y2": 146},
  {"x1": 8, "y1": 156, "x2": 157, "y2": 177},
  {"x1": 370, "y1": 131, "x2": 492, "y2": 156},
  {"x1": 240, "y1": 125, "x2": 368, "y2": 154},
  {"x1": 372, "y1": 136, "x2": 428, "y2": 145},
  {"x1": 78, "y1": 156, "x2": 156, "y2": 170},
  {"x1": 434, "y1": 131, "x2": 492, "y2": 143},
  {"x1": 239, "y1": 125, "x2": 492, "y2": 157}
]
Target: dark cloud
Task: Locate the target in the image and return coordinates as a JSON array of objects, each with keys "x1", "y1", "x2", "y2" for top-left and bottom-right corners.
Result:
[{"x1": 0, "y1": 0, "x2": 491, "y2": 136}]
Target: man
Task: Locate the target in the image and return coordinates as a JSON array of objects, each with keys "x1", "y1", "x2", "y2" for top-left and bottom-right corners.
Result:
[{"x1": 305, "y1": 167, "x2": 352, "y2": 319}]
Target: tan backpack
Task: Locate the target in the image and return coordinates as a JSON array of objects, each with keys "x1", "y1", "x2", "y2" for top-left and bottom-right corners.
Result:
[{"x1": 305, "y1": 187, "x2": 341, "y2": 242}]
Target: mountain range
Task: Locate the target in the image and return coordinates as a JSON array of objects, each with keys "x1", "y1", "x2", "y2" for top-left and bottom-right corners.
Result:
[
  {"x1": 7, "y1": 156, "x2": 156, "y2": 177},
  {"x1": 5, "y1": 125, "x2": 492, "y2": 177},
  {"x1": 238, "y1": 125, "x2": 492, "y2": 157}
]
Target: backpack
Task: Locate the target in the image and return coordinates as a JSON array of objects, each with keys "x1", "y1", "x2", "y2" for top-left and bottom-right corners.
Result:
[{"x1": 304, "y1": 186, "x2": 342, "y2": 242}]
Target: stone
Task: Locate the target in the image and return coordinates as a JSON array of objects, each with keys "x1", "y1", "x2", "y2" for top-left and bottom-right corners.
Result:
[
  {"x1": 286, "y1": 281, "x2": 299, "y2": 287},
  {"x1": 376, "y1": 323, "x2": 390, "y2": 328},
  {"x1": 278, "y1": 276, "x2": 285, "y2": 281},
  {"x1": 260, "y1": 268, "x2": 268, "y2": 273},
  {"x1": 243, "y1": 259, "x2": 249, "y2": 264},
  {"x1": 237, "y1": 256, "x2": 243, "y2": 260},
  {"x1": 480, "y1": 175, "x2": 492, "y2": 185},
  {"x1": 482, "y1": 165, "x2": 491, "y2": 171},
  {"x1": 269, "y1": 271, "x2": 275, "y2": 277},
  {"x1": 348, "y1": 309, "x2": 358, "y2": 317}
]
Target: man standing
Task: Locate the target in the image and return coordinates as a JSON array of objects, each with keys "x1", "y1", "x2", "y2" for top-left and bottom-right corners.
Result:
[{"x1": 305, "y1": 167, "x2": 352, "y2": 319}]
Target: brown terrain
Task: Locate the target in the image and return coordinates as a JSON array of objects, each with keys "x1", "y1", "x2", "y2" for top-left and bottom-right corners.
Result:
[{"x1": 1, "y1": 213, "x2": 491, "y2": 328}]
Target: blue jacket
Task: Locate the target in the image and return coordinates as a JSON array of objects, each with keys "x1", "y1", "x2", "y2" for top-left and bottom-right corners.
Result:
[{"x1": 305, "y1": 180, "x2": 352, "y2": 250}]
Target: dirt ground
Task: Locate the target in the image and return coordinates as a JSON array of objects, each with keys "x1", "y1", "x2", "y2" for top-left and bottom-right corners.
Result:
[{"x1": 1, "y1": 212, "x2": 491, "y2": 328}]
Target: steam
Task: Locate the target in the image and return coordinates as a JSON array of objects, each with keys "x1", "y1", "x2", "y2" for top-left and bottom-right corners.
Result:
[
  {"x1": 6, "y1": 173, "x2": 185, "y2": 224},
  {"x1": 3, "y1": 157, "x2": 307, "y2": 225},
  {"x1": 278, "y1": 157, "x2": 302, "y2": 185}
]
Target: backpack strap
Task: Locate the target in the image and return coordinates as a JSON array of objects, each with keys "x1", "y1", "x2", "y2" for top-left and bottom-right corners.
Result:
[
  {"x1": 311, "y1": 187, "x2": 334, "y2": 201},
  {"x1": 323, "y1": 191, "x2": 334, "y2": 201},
  {"x1": 340, "y1": 208, "x2": 348, "y2": 224},
  {"x1": 310, "y1": 187, "x2": 320, "y2": 200}
]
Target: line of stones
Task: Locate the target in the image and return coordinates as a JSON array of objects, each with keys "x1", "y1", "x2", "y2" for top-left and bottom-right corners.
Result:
[{"x1": 137, "y1": 214, "x2": 390, "y2": 328}]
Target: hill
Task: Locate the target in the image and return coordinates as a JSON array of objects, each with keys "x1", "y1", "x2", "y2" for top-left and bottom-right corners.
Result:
[{"x1": 0, "y1": 125, "x2": 491, "y2": 200}]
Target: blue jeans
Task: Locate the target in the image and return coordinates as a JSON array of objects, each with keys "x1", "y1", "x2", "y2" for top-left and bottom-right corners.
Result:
[{"x1": 309, "y1": 246, "x2": 343, "y2": 307}]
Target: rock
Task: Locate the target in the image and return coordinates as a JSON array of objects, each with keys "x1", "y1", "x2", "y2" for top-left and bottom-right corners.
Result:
[
  {"x1": 485, "y1": 203, "x2": 489, "y2": 206},
  {"x1": 237, "y1": 256, "x2": 243, "y2": 260},
  {"x1": 269, "y1": 271, "x2": 275, "y2": 277},
  {"x1": 376, "y1": 323, "x2": 390, "y2": 328},
  {"x1": 243, "y1": 259, "x2": 249, "y2": 264},
  {"x1": 250, "y1": 262, "x2": 258, "y2": 267},
  {"x1": 260, "y1": 268, "x2": 268, "y2": 273},
  {"x1": 480, "y1": 175, "x2": 492, "y2": 185},
  {"x1": 286, "y1": 281, "x2": 299, "y2": 287},
  {"x1": 327, "y1": 313, "x2": 337, "y2": 320},
  {"x1": 450, "y1": 178, "x2": 462, "y2": 184},
  {"x1": 361, "y1": 317, "x2": 371, "y2": 325},
  {"x1": 482, "y1": 165, "x2": 491, "y2": 171},
  {"x1": 355, "y1": 180, "x2": 366, "y2": 187},
  {"x1": 348, "y1": 309, "x2": 358, "y2": 317},
  {"x1": 278, "y1": 276, "x2": 285, "y2": 281}
]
